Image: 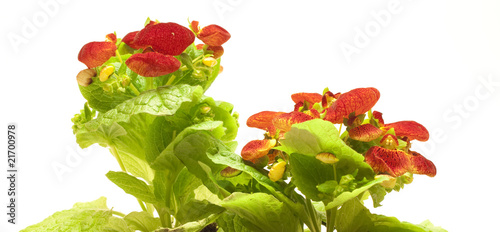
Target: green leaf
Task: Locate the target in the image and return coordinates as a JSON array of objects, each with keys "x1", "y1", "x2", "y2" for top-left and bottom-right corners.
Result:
[
  {"x1": 335, "y1": 198, "x2": 374, "y2": 232},
  {"x1": 123, "y1": 211, "x2": 161, "y2": 232},
  {"x1": 151, "y1": 120, "x2": 225, "y2": 170},
  {"x1": 106, "y1": 171, "x2": 157, "y2": 204},
  {"x1": 21, "y1": 197, "x2": 129, "y2": 232},
  {"x1": 221, "y1": 192, "x2": 303, "y2": 232},
  {"x1": 118, "y1": 150, "x2": 155, "y2": 184},
  {"x1": 334, "y1": 198, "x2": 448, "y2": 232},
  {"x1": 90, "y1": 84, "x2": 203, "y2": 128},
  {"x1": 156, "y1": 212, "x2": 223, "y2": 232},
  {"x1": 279, "y1": 119, "x2": 373, "y2": 179},
  {"x1": 324, "y1": 175, "x2": 389, "y2": 210},
  {"x1": 172, "y1": 131, "x2": 230, "y2": 198},
  {"x1": 289, "y1": 153, "x2": 335, "y2": 201},
  {"x1": 216, "y1": 212, "x2": 255, "y2": 232},
  {"x1": 369, "y1": 184, "x2": 387, "y2": 208},
  {"x1": 75, "y1": 84, "x2": 204, "y2": 150}
]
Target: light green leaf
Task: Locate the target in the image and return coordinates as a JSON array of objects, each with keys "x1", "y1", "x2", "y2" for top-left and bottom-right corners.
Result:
[
  {"x1": 119, "y1": 150, "x2": 155, "y2": 184},
  {"x1": 221, "y1": 192, "x2": 303, "y2": 232},
  {"x1": 325, "y1": 175, "x2": 389, "y2": 210},
  {"x1": 106, "y1": 171, "x2": 157, "y2": 204},
  {"x1": 123, "y1": 211, "x2": 161, "y2": 232},
  {"x1": 335, "y1": 198, "x2": 374, "y2": 232},
  {"x1": 216, "y1": 212, "x2": 255, "y2": 232},
  {"x1": 280, "y1": 119, "x2": 373, "y2": 179},
  {"x1": 21, "y1": 197, "x2": 129, "y2": 232}
]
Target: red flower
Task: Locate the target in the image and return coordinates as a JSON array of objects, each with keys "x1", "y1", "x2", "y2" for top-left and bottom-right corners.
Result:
[
  {"x1": 383, "y1": 121, "x2": 429, "y2": 142},
  {"x1": 134, "y1": 22, "x2": 195, "y2": 56},
  {"x1": 125, "y1": 52, "x2": 180, "y2": 77},
  {"x1": 197, "y1": 24, "x2": 231, "y2": 46},
  {"x1": 241, "y1": 139, "x2": 276, "y2": 162},
  {"x1": 78, "y1": 41, "x2": 117, "y2": 68},
  {"x1": 324, "y1": 87, "x2": 380, "y2": 124},
  {"x1": 122, "y1": 31, "x2": 144, "y2": 50},
  {"x1": 348, "y1": 124, "x2": 384, "y2": 142}
]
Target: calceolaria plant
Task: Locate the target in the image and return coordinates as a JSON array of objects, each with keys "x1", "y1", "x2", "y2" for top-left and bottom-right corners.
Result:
[{"x1": 22, "y1": 18, "x2": 446, "y2": 232}]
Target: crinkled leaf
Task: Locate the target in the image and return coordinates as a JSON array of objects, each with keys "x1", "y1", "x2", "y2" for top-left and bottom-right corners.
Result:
[
  {"x1": 106, "y1": 171, "x2": 157, "y2": 204},
  {"x1": 20, "y1": 197, "x2": 129, "y2": 232},
  {"x1": 123, "y1": 211, "x2": 161, "y2": 232},
  {"x1": 221, "y1": 192, "x2": 302, "y2": 232},
  {"x1": 216, "y1": 212, "x2": 255, "y2": 232}
]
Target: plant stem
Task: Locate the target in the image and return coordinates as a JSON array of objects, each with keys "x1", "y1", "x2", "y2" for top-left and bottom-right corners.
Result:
[
  {"x1": 166, "y1": 74, "x2": 177, "y2": 86},
  {"x1": 326, "y1": 207, "x2": 338, "y2": 232},
  {"x1": 146, "y1": 77, "x2": 154, "y2": 90},
  {"x1": 129, "y1": 83, "x2": 141, "y2": 96},
  {"x1": 109, "y1": 145, "x2": 126, "y2": 172},
  {"x1": 111, "y1": 210, "x2": 126, "y2": 217}
]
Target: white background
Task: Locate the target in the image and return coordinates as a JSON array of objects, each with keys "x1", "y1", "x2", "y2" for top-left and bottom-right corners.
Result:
[{"x1": 1, "y1": 0, "x2": 499, "y2": 231}]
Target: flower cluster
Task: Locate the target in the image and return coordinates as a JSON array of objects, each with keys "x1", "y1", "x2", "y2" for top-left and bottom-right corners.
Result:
[
  {"x1": 76, "y1": 18, "x2": 230, "y2": 89},
  {"x1": 242, "y1": 87, "x2": 436, "y2": 185}
]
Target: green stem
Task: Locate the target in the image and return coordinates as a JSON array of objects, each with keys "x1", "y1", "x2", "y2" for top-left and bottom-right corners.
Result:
[
  {"x1": 146, "y1": 77, "x2": 154, "y2": 90},
  {"x1": 111, "y1": 210, "x2": 126, "y2": 217},
  {"x1": 165, "y1": 74, "x2": 177, "y2": 86},
  {"x1": 109, "y1": 145, "x2": 126, "y2": 172},
  {"x1": 129, "y1": 83, "x2": 141, "y2": 96},
  {"x1": 326, "y1": 207, "x2": 338, "y2": 232}
]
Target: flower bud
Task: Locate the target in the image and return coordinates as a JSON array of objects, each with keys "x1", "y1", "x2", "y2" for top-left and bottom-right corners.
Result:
[
  {"x1": 221, "y1": 167, "x2": 241, "y2": 178},
  {"x1": 76, "y1": 69, "x2": 96, "y2": 87},
  {"x1": 375, "y1": 174, "x2": 397, "y2": 189},
  {"x1": 202, "y1": 57, "x2": 218, "y2": 67},
  {"x1": 315, "y1": 152, "x2": 339, "y2": 164},
  {"x1": 268, "y1": 161, "x2": 287, "y2": 182},
  {"x1": 99, "y1": 66, "x2": 115, "y2": 82},
  {"x1": 200, "y1": 106, "x2": 211, "y2": 114}
]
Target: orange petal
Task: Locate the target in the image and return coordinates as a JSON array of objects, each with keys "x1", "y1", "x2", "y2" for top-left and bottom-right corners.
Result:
[
  {"x1": 195, "y1": 44, "x2": 205, "y2": 50},
  {"x1": 408, "y1": 151, "x2": 436, "y2": 177},
  {"x1": 365, "y1": 146, "x2": 411, "y2": 177},
  {"x1": 372, "y1": 111, "x2": 384, "y2": 126},
  {"x1": 348, "y1": 124, "x2": 384, "y2": 142},
  {"x1": 125, "y1": 52, "x2": 180, "y2": 77},
  {"x1": 241, "y1": 139, "x2": 276, "y2": 161},
  {"x1": 324, "y1": 87, "x2": 380, "y2": 123},
  {"x1": 190, "y1": 20, "x2": 200, "y2": 34},
  {"x1": 272, "y1": 111, "x2": 315, "y2": 133},
  {"x1": 105, "y1": 33, "x2": 117, "y2": 44},
  {"x1": 134, "y1": 22, "x2": 195, "y2": 56},
  {"x1": 246, "y1": 111, "x2": 285, "y2": 131},
  {"x1": 197, "y1": 24, "x2": 231, "y2": 46},
  {"x1": 383, "y1": 121, "x2": 429, "y2": 141},
  {"x1": 78, "y1": 41, "x2": 117, "y2": 68},
  {"x1": 291, "y1": 92, "x2": 323, "y2": 105},
  {"x1": 207, "y1": 45, "x2": 224, "y2": 59}
]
